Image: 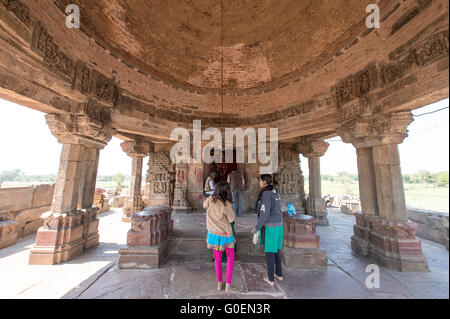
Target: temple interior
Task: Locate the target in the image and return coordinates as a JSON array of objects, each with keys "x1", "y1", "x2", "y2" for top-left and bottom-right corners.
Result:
[{"x1": 0, "y1": 0, "x2": 448, "y2": 299}]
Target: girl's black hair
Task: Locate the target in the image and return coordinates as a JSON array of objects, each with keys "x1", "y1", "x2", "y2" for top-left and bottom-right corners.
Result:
[
  {"x1": 212, "y1": 181, "x2": 233, "y2": 206},
  {"x1": 257, "y1": 174, "x2": 277, "y2": 200}
]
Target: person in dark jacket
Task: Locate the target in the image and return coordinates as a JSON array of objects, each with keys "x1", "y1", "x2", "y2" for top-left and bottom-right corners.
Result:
[{"x1": 252, "y1": 174, "x2": 283, "y2": 286}]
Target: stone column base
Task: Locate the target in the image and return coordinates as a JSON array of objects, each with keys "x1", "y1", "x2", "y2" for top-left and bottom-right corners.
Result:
[
  {"x1": 83, "y1": 207, "x2": 100, "y2": 250},
  {"x1": 306, "y1": 197, "x2": 329, "y2": 226},
  {"x1": 352, "y1": 212, "x2": 429, "y2": 272},
  {"x1": 281, "y1": 213, "x2": 327, "y2": 269},
  {"x1": 282, "y1": 247, "x2": 327, "y2": 269},
  {"x1": 29, "y1": 208, "x2": 100, "y2": 265},
  {"x1": 172, "y1": 206, "x2": 193, "y2": 214},
  {"x1": 122, "y1": 196, "x2": 144, "y2": 222},
  {"x1": 118, "y1": 240, "x2": 170, "y2": 269}
]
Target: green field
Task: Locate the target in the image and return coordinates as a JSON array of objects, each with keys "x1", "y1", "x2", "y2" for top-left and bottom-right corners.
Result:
[
  {"x1": 3, "y1": 180, "x2": 448, "y2": 213},
  {"x1": 1, "y1": 181, "x2": 126, "y2": 189},
  {"x1": 309, "y1": 180, "x2": 449, "y2": 213}
]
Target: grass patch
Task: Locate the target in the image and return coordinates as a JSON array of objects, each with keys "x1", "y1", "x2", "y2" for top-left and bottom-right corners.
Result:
[{"x1": 311, "y1": 180, "x2": 448, "y2": 212}]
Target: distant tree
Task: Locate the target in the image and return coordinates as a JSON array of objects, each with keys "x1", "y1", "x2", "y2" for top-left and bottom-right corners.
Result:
[
  {"x1": 321, "y1": 174, "x2": 335, "y2": 182},
  {"x1": 0, "y1": 169, "x2": 24, "y2": 185},
  {"x1": 436, "y1": 171, "x2": 449, "y2": 187},
  {"x1": 418, "y1": 170, "x2": 433, "y2": 185},
  {"x1": 402, "y1": 174, "x2": 411, "y2": 184},
  {"x1": 336, "y1": 171, "x2": 358, "y2": 184},
  {"x1": 113, "y1": 173, "x2": 125, "y2": 186}
]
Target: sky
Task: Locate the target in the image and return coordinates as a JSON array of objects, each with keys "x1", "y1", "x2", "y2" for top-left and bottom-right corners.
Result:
[{"x1": 0, "y1": 98, "x2": 448, "y2": 177}]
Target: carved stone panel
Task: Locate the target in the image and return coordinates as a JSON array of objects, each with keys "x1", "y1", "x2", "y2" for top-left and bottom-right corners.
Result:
[
  {"x1": 1, "y1": 0, "x2": 33, "y2": 27},
  {"x1": 275, "y1": 145, "x2": 306, "y2": 211},
  {"x1": 31, "y1": 22, "x2": 76, "y2": 81},
  {"x1": 146, "y1": 152, "x2": 174, "y2": 206}
]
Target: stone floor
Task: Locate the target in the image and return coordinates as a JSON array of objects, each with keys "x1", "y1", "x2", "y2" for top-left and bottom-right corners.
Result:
[{"x1": 0, "y1": 208, "x2": 448, "y2": 299}]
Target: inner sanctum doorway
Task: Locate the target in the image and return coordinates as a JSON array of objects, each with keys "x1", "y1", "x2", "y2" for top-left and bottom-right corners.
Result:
[{"x1": 203, "y1": 148, "x2": 238, "y2": 185}]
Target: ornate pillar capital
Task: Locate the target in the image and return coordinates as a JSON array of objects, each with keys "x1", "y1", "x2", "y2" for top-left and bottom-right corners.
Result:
[
  {"x1": 120, "y1": 138, "x2": 153, "y2": 158},
  {"x1": 46, "y1": 113, "x2": 115, "y2": 149},
  {"x1": 337, "y1": 111, "x2": 413, "y2": 148},
  {"x1": 296, "y1": 139, "x2": 329, "y2": 158}
]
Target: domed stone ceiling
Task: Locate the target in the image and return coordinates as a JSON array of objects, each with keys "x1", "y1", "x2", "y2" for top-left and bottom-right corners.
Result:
[{"x1": 55, "y1": 0, "x2": 368, "y2": 92}]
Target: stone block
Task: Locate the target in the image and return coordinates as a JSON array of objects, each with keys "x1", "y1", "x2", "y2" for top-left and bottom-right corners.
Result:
[
  {"x1": 23, "y1": 219, "x2": 44, "y2": 236},
  {"x1": 118, "y1": 241, "x2": 169, "y2": 269},
  {"x1": 281, "y1": 246, "x2": 327, "y2": 269},
  {"x1": 0, "y1": 220, "x2": 19, "y2": 249},
  {"x1": 406, "y1": 207, "x2": 449, "y2": 247},
  {"x1": 0, "y1": 187, "x2": 33, "y2": 214},
  {"x1": 29, "y1": 211, "x2": 88, "y2": 265},
  {"x1": 32, "y1": 184, "x2": 54, "y2": 208},
  {"x1": 13, "y1": 205, "x2": 50, "y2": 223},
  {"x1": 351, "y1": 212, "x2": 429, "y2": 272}
]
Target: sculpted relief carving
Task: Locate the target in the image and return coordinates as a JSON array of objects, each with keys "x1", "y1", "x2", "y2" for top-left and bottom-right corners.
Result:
[
  {"x1": 146, "y1": 152, "x2": 175, "y2": 205},
  {"x1": 3, "y1": 0, "x2": 448, "y2": 128},
  {"x1": 31, "y1": 22, "x2": 76, "y2": 80},
  {"x1": 0, "y1": 0, "x2": 32, "y2": 27}
]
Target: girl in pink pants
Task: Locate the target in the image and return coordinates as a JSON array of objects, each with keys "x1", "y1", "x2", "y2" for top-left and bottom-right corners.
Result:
[{"x1": 204, "y1": 181, "x2": 236, "y2": 292}]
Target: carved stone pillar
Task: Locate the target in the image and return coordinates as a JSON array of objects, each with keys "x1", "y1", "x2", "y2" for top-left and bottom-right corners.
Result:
[
  {"x1": 146, "y1": 149, "x2": 175, "y2": 207},
  {"x1": 276, "y1": 143, "x2": 306, "y2": 212},
  {"x1": 29, "y1": 112, "x2": 114, "y2": 265},
  {"x1": 338, "y1": 111, "x2": 429, "y2": 271},
  {"x1": 121, "y1": 139, "x2": 152, "y2": 222},
  {"x1": 78, "y1": 147, "x2": 100, "y2": 210},
  {"x1": 172, "y1": 162, "x2": 192, "y2": 213},
  {"x1": 298, "y1": 140, "x2": 329, "y2": 226}
]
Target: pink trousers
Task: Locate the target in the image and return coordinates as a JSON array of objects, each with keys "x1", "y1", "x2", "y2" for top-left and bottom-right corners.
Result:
[{"x1": 213, "y1": 248, "x2": 235, "y2": 284}]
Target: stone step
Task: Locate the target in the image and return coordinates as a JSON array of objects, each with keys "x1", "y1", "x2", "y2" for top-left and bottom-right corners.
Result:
[{"x1": 167, "y1": 229, "x2": 266, "y2": 263}]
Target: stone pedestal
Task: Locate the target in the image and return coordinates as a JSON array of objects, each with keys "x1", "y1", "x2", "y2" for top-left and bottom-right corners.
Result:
[
  {"x1": 29, "y1": 211, "x2": 86, "y2": 265},
  {"x1": 82, "y1": 207, "x2": 100, "y2": 250},
  {"x1": 281, "y1": 213, "x2": 327, "y2": 269},
  {"x1": 118, "y1": 206, "x2": 173, "y2": 269},
  {"x1": 0, "y1": 220, "x2": 19, "y2": 249},
  {"x1": 118, "y1": 242, "x2": 170, "y2": 269},
  {"x1": 352, "y1": 212, "x2": 429, "y2": 272}
]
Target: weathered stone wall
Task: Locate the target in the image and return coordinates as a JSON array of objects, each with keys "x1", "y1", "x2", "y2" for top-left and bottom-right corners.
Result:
[
  {"x1": 0, "y1": 184, "x2": 54, "y2": 238},
  {"x1": 406, "y1": 207, "x2": 449, "y2": 250}
]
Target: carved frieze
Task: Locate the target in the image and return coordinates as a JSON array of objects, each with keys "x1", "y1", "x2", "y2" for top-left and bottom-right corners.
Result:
[
  {"x1": 31, "y1": 22, "x2": 76, "y2": 80},
  {"x1": 391, "y1": 0, "x2": 433, "y2": 35},
  {"x1": 72, "y1": 62, "x2": 91, "y2": 94},
  {"x1": 90, "y1": 70, "x2": 119, "y2": 106},
  {"x1": 0, "y1": 0, "x2": 32, "y2": 27},
  {"x1": 334, "y1": 65, "x2": 378, "y2": 108},
  {"x1": 83, "y1": 99, "x2": 112, "y2": 124},
  {"x1": 337, "y1": 97, "x2": 372, "y2": 123},
  {"x1": 392, "y1": 30, "x2": 449, "y2": 76}
]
